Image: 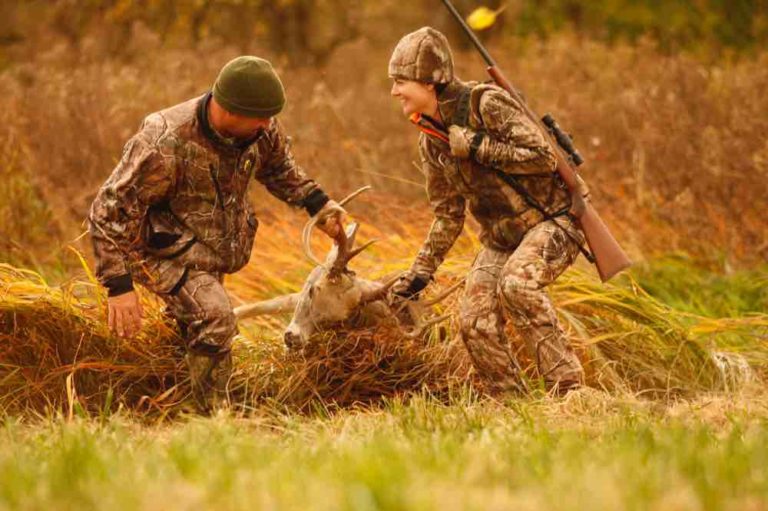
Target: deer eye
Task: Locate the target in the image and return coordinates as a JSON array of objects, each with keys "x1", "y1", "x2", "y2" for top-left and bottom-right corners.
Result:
[{"x1": 308, "y1": 286, "x2": 316, "y2": 298}]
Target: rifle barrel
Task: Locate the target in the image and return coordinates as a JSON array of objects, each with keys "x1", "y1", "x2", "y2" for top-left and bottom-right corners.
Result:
[{"x1": 438, "y1": 0, "x2": 496, "y2": 66}]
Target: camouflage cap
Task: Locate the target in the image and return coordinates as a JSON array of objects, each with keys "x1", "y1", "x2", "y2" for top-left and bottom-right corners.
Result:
[{"x1": 388, "y1": 27, "x2": 454, "y2": 84}]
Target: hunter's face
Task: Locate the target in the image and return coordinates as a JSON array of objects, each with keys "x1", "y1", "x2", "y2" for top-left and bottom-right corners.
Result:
[
  {"x1": 222, "y1": 113, "x2": 272, "y2": 139},
  {"x1": 391, "y1": 78, "x2": 437, "y2": 117}
]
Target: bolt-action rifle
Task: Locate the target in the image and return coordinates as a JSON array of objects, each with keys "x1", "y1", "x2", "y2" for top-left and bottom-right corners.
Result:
[{"x1": 440, "y1": 0, "x2": 631, "y2": 282}]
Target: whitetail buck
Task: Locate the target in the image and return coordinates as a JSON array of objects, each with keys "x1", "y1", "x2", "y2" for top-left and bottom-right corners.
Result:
[{"x1": 233, "y1": 187, "x2": 460, "y2": 349}]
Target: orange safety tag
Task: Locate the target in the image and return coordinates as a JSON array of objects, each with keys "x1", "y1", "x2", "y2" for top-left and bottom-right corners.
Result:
[{"x1": 409, "y1": 113, "x2": 450, "y2": 143}]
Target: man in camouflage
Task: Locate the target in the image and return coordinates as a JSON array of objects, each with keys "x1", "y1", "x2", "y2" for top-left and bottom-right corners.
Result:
[
  {"x1": 89, "y1": 56, "x2": 344, "y2": 411},
  {"x1": 389, "y1": 27, "x2": 585, "y2": 394}
]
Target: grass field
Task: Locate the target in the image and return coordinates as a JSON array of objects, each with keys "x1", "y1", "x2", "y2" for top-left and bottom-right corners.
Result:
[{"x1": 2, "y1": 391, "x2": 768, "y2": 511}]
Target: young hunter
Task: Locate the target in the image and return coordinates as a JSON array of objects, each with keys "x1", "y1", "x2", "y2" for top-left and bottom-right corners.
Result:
[
  {"x1": 388, "y1": 27, "x2": 585, "y2": 394},
  {"x1": 89, "y1": 56, "x2": 345, "y2": 412}
]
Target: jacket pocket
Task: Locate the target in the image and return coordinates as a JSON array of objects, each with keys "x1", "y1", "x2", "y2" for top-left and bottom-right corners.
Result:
[{"x1": 143, "y1": 206, "x2": 196, "y2": 258}]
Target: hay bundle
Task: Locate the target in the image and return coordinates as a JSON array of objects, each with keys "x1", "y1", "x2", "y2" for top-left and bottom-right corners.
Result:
[
  {"x1": 555, "y1": 271, "x2": 768, "y2": 395},
  {"x1": 0, "y1": 265, "x2": 183, "y2": 415},
  {"x1": 230, "y1": 327, "x2": 472, "y2": 412},
  {"x1": 1, "y1": 262, "x2": 767, "y2": 417}
]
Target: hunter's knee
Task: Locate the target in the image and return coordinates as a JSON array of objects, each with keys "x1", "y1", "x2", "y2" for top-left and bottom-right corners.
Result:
[
  {"x1": 459, "y1": 306, "x2": 501, "y2": 340},
  {"x1": 187, "y1": 307, "x2": 237, "y2": 356},
  {"x1": 498, "y1": 267, "x2": 543, "y2": 310}
]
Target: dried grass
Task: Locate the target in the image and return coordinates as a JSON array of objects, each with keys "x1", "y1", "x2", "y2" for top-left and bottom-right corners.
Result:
[{"x1": 1, "y1": 241, "x2": 765, "y2": 418}]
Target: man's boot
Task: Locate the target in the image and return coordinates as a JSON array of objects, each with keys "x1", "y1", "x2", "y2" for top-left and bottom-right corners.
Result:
[{"x1": 185, "y1": 351, "x2": 232, "y2": 414}]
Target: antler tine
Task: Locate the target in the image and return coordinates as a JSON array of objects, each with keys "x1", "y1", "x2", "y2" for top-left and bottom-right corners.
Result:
[
  {"x1": 301, "y1": 216, "x2": 325, "y2": 267},
  {"x1": 303, "y1": 186, "x2": 373, "y2": 269},
  {"x1": 345, "y1": 238, "x2": 378, "y2": 263},
  {"x1": 339, "y1": 185, "x2": 373, "y2": 206},
  {"x1": 359, "y1": 272, "x2": 405, "y2": 304}
]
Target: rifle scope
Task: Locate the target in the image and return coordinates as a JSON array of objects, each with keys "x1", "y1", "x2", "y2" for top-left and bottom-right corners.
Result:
[{"x1": 542, "y1": 114, "x2": 584, "y2": 167}]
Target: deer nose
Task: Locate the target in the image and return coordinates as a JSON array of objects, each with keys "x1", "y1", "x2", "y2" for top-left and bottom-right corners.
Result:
[{"x1": 283, "y1": 328, "x2": 305, "y2": 350}]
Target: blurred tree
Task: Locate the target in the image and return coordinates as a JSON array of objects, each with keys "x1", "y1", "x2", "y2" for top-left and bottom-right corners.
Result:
[{"x1": 2, "y1": 0, "x2": 768, "y2": 62}]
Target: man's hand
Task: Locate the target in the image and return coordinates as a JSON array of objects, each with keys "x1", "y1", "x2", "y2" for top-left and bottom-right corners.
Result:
[
  {"x1": 107, "y1": 290, "x2": 143, "y2": 338},
  {"x1": 315, "y1": 200, "x2": 348, "y2": 239}
]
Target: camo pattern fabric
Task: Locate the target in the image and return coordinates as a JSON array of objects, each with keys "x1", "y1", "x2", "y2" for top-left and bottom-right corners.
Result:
[
  {"x1": 158, "y1": 269, "x2": 236, "y2": 411},
  {"x1": 89, "y1": 93, "x2": 325, "y2": 295},
  {"x1": 388, "y1": 26, "x2": 454, "y2": 84},
  {"x1": 409, "y1": 80, "x2": 571, "y2": 283},
  {"x1": 459, "y1": 217, "x2": 585, "y2": 392},
  {"x1": 160, "y1": 270, "x2": 237, "y2": 357}
]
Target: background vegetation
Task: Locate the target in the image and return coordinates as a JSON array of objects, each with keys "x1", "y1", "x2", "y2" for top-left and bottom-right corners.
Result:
[{"x1": 0, "y1": 1, "x2": 766, "y2": 509}]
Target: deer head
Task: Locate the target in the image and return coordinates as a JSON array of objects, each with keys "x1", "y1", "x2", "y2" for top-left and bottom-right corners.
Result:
[
  {"x1": 234, "y1": 187, "x2": 393, "y2": 349},
  {"x1": 233, "y1": 186, "x2": 462, "y2": 349}
]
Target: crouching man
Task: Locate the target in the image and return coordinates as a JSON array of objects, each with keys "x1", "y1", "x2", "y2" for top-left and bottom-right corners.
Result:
[
  {"x1": 89, "y1": 56, "x2": 344, "y2": 412},
  {"x1": 388, "y1": 28, "x2": 585, "y2": 395}
]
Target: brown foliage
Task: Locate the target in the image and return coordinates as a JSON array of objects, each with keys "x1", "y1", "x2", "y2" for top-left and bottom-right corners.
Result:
[{"x1": 1, "y1": 33, "x2": 767, "y2": 268}]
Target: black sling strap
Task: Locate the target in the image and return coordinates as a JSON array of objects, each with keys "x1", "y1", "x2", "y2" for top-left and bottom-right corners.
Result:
[{"x1": 450, "y1": 85, "x2": 595, "y2": 263}]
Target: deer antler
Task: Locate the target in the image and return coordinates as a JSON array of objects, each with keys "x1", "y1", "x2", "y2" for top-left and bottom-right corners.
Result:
[
  {"x1": 358, "y1": 272, "x2": 404, "y2": 304},
  {"x1": 301, "y1": 185, "x2": 373, "y2": 268}
]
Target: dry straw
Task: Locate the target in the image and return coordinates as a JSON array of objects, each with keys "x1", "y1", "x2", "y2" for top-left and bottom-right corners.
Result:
[{"x1": 1, "y1": 251, "x2": 765, "y2": 418}]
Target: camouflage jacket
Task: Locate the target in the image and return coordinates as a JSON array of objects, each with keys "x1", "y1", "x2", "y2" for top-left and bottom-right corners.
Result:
[
  {"x1": 89, "y1": 93, "x2": 328, "y2": 296},
  {"x1": 409, "y1": 80, "x2": 571, "y2": 282}
]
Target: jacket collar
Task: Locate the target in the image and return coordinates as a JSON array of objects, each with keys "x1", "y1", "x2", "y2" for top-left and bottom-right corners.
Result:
[
  {"x1": 409, "y1": 79, "x2": 472, "y2": 144},
  {"x1": 436, "y1": 79, "x2": 471, "y2": 127},
  {"x1": 196, "y1": 92, "x2": 261, "y2": 151}
]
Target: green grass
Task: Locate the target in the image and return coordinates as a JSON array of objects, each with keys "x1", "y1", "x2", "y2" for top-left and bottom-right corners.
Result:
[
  {"x1": 1, "y1": 392, "x2": 768, "y2": 511},
  {"x1": 631, "y1": 253, "x2": 768, "y2": 317}
]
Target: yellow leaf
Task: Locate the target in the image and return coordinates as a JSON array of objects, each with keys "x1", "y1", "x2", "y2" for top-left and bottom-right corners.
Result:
[{"x1": 467, "y1": 5, "x2": 507, "y2": 31}]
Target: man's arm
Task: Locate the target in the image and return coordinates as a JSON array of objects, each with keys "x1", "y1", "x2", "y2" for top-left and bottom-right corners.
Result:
[
  {"x1": 88, "y1": 117, "x2": 174, "y2": 296},
  {"x1": 256, "y1": 120, "x2": 330, "y2": 216},
  {"x1": 450, "y1": 87, "x2": 557, "y2": 174},
  {"x1": 397, "y1": 138, "x2": 466, "y2": 298}
]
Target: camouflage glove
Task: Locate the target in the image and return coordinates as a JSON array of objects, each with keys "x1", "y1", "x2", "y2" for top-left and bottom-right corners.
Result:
[{"x1": 448, "y1": 125, "x2": 486, "y2": 161}]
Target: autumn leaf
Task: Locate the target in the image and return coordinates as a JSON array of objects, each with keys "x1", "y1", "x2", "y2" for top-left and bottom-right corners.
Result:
[{"x1": 467, "y1": 5, "x2": 507, "y2": 31}]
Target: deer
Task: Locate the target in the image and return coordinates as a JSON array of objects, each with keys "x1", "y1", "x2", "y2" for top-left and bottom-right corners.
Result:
[{"x1": 233, "y1": 187, "x2": 461, "y2": 350}]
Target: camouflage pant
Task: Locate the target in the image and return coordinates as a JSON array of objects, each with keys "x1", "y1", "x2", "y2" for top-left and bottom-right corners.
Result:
[
  {"x1": 159, "y1": 269, "x2": 236, "y2": 410},
  {"x1": 458, "y1": 216, "x2": 584, "y2": 393}
]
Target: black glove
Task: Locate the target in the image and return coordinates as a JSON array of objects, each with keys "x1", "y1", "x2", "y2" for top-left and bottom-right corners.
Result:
[{"x1": 392, "y1": 274, "x2": 429, "y2": 301}]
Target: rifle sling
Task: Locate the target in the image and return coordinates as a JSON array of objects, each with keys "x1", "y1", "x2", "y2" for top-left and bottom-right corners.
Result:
[{"x1": 451, "y1": 85, "x2": 595, "y2": 263}]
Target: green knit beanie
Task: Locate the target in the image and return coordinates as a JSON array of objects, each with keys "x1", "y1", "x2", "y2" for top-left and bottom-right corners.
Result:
[{"x1": 213, "y1": 56, "x2": 286, "y2": 118}]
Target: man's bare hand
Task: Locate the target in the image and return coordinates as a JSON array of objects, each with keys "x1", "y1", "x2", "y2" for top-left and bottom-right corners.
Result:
[
  {"x1": 315, "y1": 200, "x2": 347, "y2": 239},
  {"x1": 107, "y1": 291, "x2": 143, "y2": 338}
]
